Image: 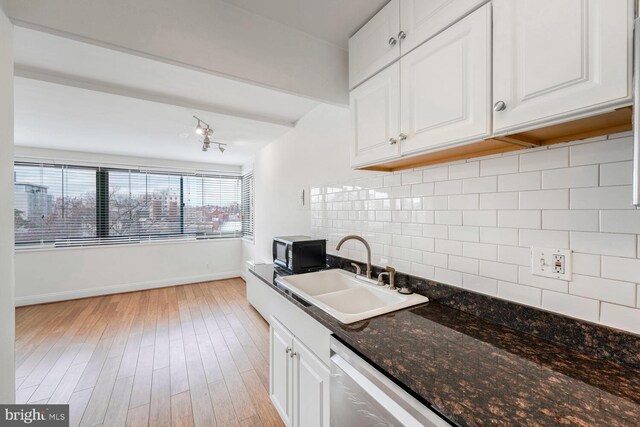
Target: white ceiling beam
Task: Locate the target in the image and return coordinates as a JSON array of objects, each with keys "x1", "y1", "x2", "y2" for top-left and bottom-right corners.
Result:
[{"x1": 15, "y1": 64, "x2": 296, "y2": 129}]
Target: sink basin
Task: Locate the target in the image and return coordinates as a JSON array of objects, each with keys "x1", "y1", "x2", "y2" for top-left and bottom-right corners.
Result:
[{"x1": 276, "y1": 269, "x2": 429, "y2": 324}]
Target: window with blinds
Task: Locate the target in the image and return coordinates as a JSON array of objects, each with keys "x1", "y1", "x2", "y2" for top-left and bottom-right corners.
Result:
[
  {"x1": 14, "y1": 162, "x2": 244, "y2": 248},
  {"x1": 241, "y1": 172, "x2": 254, "y2": 239}
]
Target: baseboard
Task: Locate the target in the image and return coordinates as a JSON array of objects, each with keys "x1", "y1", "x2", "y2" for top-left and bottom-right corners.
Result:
[{"x1": 14, "y1": 270, "x2": 242, "y2": 306}]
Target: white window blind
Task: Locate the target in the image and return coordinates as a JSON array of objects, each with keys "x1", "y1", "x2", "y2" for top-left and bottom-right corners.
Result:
[
  {"x1": 14, "y1": 162, "x2": 244, "y2": 248},
  {"x1": 241, "y1": 172, "x2": 254, "y2": 239},
  {"x1": 14, "y1": 163, "x2": 96, "y2": 245}
]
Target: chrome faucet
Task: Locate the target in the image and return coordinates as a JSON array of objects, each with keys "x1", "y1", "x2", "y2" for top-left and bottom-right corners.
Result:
[{"x1": 335, "y1": 235, "x2": 372, "y2": 279}]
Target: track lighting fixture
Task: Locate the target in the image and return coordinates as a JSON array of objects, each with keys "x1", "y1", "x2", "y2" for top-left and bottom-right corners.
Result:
[{"x1": 193, "y1": 115, "x2": 227, "y2": 154}]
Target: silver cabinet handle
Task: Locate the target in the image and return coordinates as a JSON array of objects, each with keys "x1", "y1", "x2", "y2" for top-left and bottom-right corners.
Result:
[
  {"x1": 398, "y1": 133, "x2": 407, "y2": 141},
  {"x1": 389, "y1": 138, "x2": 398, "y2": 145},
  {"x1": 398, "y1": 31, "x2": 406, "y2": 40},
  {"x1": 290, "y1": 351, "x2": 298, "y2": 359},
  {"x1": 285, "y1": 347, "x2": 291, "y2": 355},
  {"x1": 494, "y1": 101, "x2": 507, "y2": 112},
  {"x1": 388, "y1": 37, "x2": 397, "y2": 46}
]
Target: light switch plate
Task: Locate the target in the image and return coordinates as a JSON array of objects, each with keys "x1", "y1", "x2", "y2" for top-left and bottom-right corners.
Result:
[{"x1": 531, "y1": 247, "x2": 572, "y2": 280}]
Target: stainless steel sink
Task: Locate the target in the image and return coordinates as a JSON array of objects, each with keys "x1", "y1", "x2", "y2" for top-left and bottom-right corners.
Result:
[{"x1": 276, "y1": 269, "x2": 428, "y2": 324}]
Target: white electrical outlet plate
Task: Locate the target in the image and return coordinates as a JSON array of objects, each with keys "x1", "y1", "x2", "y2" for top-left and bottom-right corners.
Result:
[{"x1": 531, "y1": 247, "x2": 572, "y2": 280}]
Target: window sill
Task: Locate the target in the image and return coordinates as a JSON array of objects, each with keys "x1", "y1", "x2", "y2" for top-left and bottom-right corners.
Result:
[{"x1": 14, "y1": 236, "x2": 243, "y2": 253}]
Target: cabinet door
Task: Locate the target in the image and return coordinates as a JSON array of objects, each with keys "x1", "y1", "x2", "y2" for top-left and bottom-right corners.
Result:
[
  {"x1": 400, "y1": 3, "x2": 491, "y2": 155},
  {"x1": 350, "y1": 61, "x2": 401, "y2": 167},
  {"x1": 270, "y1": 316, "x2": 294, "y2": 426},
  {"x1": 493, "y1": 0, "x2": 633, "y2": 134},
  {"x1": 349, "y1": 0, "x2": 400, "y2": 89},
  {"x1": 292, "y1": 338, "x2": 330, "y2": 427},
  {"x1": 399, "y1": 0, "x2": 487, "y2": 54}
]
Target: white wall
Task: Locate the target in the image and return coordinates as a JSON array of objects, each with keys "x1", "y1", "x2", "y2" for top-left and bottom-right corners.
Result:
[
  {"x1": 251, "y1": 104, "x2": 372, "y2": 262},
  {"x1": 2, "y1": 0, "x2": 348, "y2": 105},
  {"x1": 0, "y1": 4, "x2": 15, "y2": 403},
  {"x1": 252, "y1": 104, "x2": 640, "y2": 336},
  {"x1": 14, "y1": 148, "x2": 243, "y2": 305},
  {"x1": 15, "y1": 239, "x2": 242, "y2": 306}
]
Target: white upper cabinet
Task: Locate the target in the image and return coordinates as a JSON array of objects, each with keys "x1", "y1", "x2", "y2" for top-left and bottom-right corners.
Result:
[
  {"x1": 400, "y1": 3, "x2": 491, "y2": 155},
  {"x1": 349, "y1": 0, "x2": 400, "y2": 89},
  {"x1": 493, "y1": 0, "x2": 633, "y2": 135},
  {"x1": 399, "y1": 0, "x2": 487, "y2": 54},
  {"x1": 350, "y1": 61, "x2": 401, "y2": 166}
]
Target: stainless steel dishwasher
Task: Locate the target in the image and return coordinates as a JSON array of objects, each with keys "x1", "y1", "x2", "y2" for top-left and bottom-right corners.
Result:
[{"x1": 330, "y1": 337, "x2": 451, "y2": 427}]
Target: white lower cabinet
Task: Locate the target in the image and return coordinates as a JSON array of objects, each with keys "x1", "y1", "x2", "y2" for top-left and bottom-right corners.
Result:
[{"x1": 269, "y1": 316, "x2": 330, "y2": 427}]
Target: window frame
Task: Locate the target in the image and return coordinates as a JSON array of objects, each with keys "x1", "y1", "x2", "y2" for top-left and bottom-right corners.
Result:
[{"x1": 14, "y1": 161, "x2": 246, "y2": 249}]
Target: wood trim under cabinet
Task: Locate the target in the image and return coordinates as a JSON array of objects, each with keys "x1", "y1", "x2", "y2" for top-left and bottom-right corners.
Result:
[{"x1": 359, "y1": 107, "x2": 632, "y2": 172}]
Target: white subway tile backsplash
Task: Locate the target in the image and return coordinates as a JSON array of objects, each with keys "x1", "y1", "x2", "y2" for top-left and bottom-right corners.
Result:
[
  {"x1": 463, "y1": 176, "x2": 497, "y2": 194},
  {"x1": 435, "y1": 180, "x2": 462, "y2": 195},
  {"x1": 497, "y1": 171, "x2": 541, "y2": 192},
  {"x1": 423, "y1": 224, "x2": 448, "y2": 239},
  {"x1": 449, "y1": 194, "x2": 479, "y2": 210},
  {"x1": 542, "y1": 165, "x2": 598, "y2": 189},
  {"x1": 570, "y1": 137, "x2": 632, "y2": 166},
  {"x1": 435, "y1": 239, "x2": 463, "y2": 256},
  {"x1": 600, "y1": 210, "x2": 640, "y2": 234},
  {"x1": 463, "y1": 242, "x2": 497, "y2": 261},
  {"x1": 463, "y1": 210, "x2": 497, "y2": 226},
  {"x1": 519, "y1": 189, "x2": 569, "y2": 209},
  {"x1": 569, "y1": 275, "x2": 636, "y2": 306},
  {"x1": 449, "y1": 162, "x2": 479, "y2": 179},
  {"x1": 480, "y1": 192, "x2": 519, "y2": 210},
  {"x1": 449, "y1": 256, "x2": 479, "y2": 274},
  {"x1": 601, "y1": 256, "x2": 640, "y2": 282},
  {"x1": 479, "y1": 260, "x2": 518, "y2": 282},
  {"x1": 542, "y1": 210, "x2": 599, "y2": 232},
  {"x1": 311, "y1": 134, "x2": 640, "y2": 335},
  {"x1": 542, "y1": 290, "x2": 600, "y2": 323},
  {"x1": 570, "y1": 232, "x2": 636, "y2": 257},
  {"x1": 449, "y1": 226, "x2": 479, "y2": 242},
  {"x1": 435, "y1": 210, "x2": 462, "y2": 225},
  {"x1": 423, "y1": 251, "x2": 448, "y2": 268},
  {"x1": 423, "y1": 166, "x2": 449, "y2": 182},
  {"x1": 520, "y1": 229, "x2": 569, "y2": 248},
  {"x1": 498, "y1": 210, "x2": 541, "y2": 229},
  {"x1": 572, "y1": 253, "x2": 601, "y2": 277},
  {"x1": 497, "y1": 281, "x2": 542, "y2": 307},
  {"x1": 402, "y1": 171, "x2": 423, "y2": 185},
  {"x1": 600, "y1": 303, "x2": 640, "y2": 335},
  {"x1": 463, "y1": 274, "x2": 497, "y2": 296},
  {"x1": 480, "y1": 156, "x2": 519, "y2": 176},
  {"x1": 519, "y1": 266, "x2": 569, "y2": 292},
  {"x1": 435, "y1": 268, "x2": 462, "y2": 287},
  {"x1": 480, "y1": 227, "x2": 518, "y2": 246},
  {"x1": 411, "y1": 182, "x2": 435, "y2": 197},
  {"x1": 423, "y1": 196, "x2": 448, "y2": 210},
  {"x1": 520, "y1": 147, "x2": 569, "y2": 172},
  {"x1": 600, "y1": 161, "x2": 632, "y2": 186},
  {"x1": 570, "y1": 186, "x2": 633, "y2": 209},
  {"x1": 497, "y1": 245, "x2": 530, "y2": 266}
]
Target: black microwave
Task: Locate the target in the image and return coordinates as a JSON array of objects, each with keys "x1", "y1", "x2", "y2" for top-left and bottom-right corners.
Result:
[{"x1": 273, "y1": 236, "x2": 326, "y2": 274}]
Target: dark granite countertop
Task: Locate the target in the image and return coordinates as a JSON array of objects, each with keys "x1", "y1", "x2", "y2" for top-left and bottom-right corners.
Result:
[{"x1": 249, "y1": 264, "x2": 640, "y2": 427}]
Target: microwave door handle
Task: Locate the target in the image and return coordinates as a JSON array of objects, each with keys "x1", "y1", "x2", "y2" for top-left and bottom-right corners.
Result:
[
  {"x1": 285, "y1": 244, "x2": 290, "y2": 268},
  {"x1": 272, "y1": 240, "x2": 278, "y2": 262}
]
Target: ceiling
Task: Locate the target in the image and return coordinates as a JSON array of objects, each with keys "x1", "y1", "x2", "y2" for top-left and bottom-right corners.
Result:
[
  {"x1": 14, "y1": 78, "x2": 291, "y2": 165},
  {"x1": 220, "y1": 0, "x2": 388, "y2": 48},
  {"x1": 13, "y1": 27, "x2": 323, "y2": 166}
]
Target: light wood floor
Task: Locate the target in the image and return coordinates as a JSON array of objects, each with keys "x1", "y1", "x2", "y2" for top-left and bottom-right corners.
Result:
[{"x1": 15, "y1": 278, "x2": 284, "y2": 427}]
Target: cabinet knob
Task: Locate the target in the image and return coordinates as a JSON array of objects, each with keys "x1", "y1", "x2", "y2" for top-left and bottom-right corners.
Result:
[
  {"x1": 398, "y1": 31, "x2": 406, "y2": 40},
  {"x1": 398, "y1": 133, "x2": 407, "y2": 141},
  {"x1": 388, "y1": 37, "x2": 397, "y2": 46},
  {"x1": 290, "y1": 351, "x2": 298, "y2": 359},
  {"x1": 285, "y1": 347, "x2": 291, "y2": 355},
  {"x1": 389, "y1": 137, "x2": 398, "y2": 145},
  {"x1": 494, "y1": 101, "x2": 507, "y2": 112}
]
